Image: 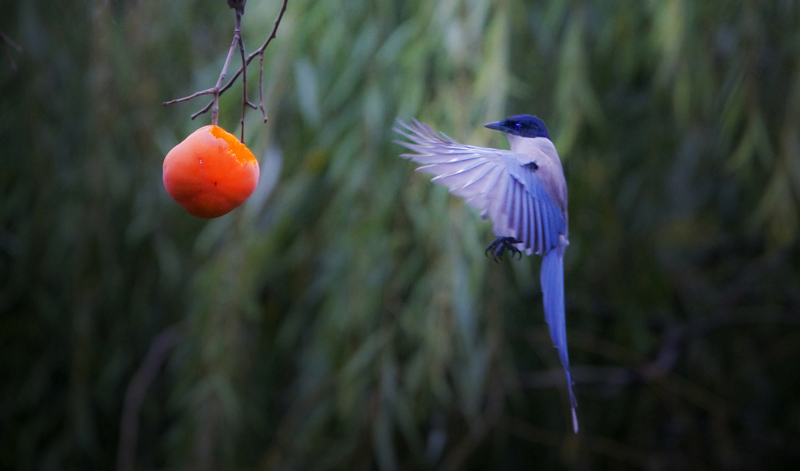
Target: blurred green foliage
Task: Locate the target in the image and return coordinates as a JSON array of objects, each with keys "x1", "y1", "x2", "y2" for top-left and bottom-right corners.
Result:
[{"x1": 2, "y1": 0, "x2": 800, "y2": 470}]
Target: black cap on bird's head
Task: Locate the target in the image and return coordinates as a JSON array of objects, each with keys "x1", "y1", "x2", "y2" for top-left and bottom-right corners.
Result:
[{"x1": 484, "y1": 114, "x2": 550, "y2": 139}]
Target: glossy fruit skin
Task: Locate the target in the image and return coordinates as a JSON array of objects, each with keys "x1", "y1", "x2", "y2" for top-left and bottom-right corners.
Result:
[{"x1": 163, "y1": 125, "x2": 260, "y2": 218}]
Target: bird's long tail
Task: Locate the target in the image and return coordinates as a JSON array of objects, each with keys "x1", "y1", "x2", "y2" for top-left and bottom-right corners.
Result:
[{"x1": 541, "y1": 246, "x2": 578, "y2": 433}]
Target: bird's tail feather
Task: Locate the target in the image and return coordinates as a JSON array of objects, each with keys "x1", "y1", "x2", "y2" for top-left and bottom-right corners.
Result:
[{"x1": 541, "y1": 247, "x2": 578, "y2": 433}]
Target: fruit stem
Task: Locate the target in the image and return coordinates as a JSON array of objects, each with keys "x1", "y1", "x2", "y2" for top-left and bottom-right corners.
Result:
[{"x1": 235, "y1": 11, "x2": 249, "y2": 143}]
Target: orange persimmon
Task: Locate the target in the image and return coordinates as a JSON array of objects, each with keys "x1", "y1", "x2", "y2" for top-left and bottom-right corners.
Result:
[{"x1": 163, "y1": 125, "x2": 260, "y2": 218}]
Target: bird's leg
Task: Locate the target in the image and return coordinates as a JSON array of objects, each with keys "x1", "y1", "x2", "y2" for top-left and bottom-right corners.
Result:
[{"x1": 484, "y1": 237, "x2": 523, "y2": 262}]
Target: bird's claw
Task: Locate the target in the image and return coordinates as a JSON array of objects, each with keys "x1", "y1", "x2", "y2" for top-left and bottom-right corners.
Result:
[{"x1": 484, "y1": 237, "x2": 523, "y2": 262}]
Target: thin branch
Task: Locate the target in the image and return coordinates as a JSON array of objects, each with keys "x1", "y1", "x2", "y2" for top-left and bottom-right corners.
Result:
[
  {"x1": 197, "y1": 0, "x2": 289, "y2": 123},
  {"x1": 163, "y1": 0, "x2": 288, "y2": 136},
  {"x1": 163, "y1": 88, "x2": 218, "y2": 106},
  {"x1": 163, "y1": 11, "x2": 241, "y2": 127},
  {"x1": 235, "y1": 10, "x2": 247, "y2": 142},
  {"x1": 257, "y1": 51, "x2": 267, "y2": 122},
  {"x1": 211, "y1": 15, "x2": 241, "y2": 126},
  {"x1": 116, "y1": 326, "x2": 183, "y2": 471}
]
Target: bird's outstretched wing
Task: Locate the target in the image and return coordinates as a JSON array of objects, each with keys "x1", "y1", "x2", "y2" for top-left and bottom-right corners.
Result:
[{"x1": 394, "y1": 119, "x2": 565, "y2": 255}]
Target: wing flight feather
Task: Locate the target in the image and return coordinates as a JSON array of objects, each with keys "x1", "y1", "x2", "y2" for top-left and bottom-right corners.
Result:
[{"x1": 394, "y1": 119, "x2": 566, "y2": 255}]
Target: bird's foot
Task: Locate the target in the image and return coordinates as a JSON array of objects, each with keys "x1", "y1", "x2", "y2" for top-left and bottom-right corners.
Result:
[{"x1": 485, "y1": 237, "x2": 523, "y2": 262}]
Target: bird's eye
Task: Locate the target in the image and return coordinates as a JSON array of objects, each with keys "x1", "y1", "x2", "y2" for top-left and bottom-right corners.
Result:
[{"x1": 514, "y1": 123, "x2": 522, "y2": 131}]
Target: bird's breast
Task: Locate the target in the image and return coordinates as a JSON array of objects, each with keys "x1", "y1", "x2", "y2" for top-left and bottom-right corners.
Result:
[{"x1": 508, "y1": 137, "x2": 568, "y2": 215}]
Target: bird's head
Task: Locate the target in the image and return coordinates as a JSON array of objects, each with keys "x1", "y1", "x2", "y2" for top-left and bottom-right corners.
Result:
[{"x1": 484, "y1": 115, "x2": 550, "y2": 139}]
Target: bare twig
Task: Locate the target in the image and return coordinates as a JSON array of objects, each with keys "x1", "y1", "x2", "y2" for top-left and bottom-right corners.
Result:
[
  {"x1": 163, "y1": 0, "x2": 289, "y2": 141},
  {"x1": 257, "y1": 52, "x2": 267, "y2": 120},
  {"x1": 192, "y1": 0, "x2": 289, "y2": 124},
  {"x1": 162, "y1": 9, "x2": 241, "y2": 128},
  {"x1": 116, "y1": 326, "x2": 183, "y2": 471},
  {"x1": 236, "y1": 14, "x2": 248, "y2": 142}
]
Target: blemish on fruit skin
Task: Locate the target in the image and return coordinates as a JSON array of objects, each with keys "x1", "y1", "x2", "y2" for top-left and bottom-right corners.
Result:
[{"x1": 162, "y1": 125, "x2": 259, "y2": 218}]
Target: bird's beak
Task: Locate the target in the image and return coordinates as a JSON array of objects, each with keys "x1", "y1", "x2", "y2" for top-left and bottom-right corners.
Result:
[{"x1": 483, "y1": 121, "x2": 505, "y2": 132}]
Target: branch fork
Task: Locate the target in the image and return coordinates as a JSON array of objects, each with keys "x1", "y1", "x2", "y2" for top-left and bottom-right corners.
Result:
[{"x1": 163, "y1": 0, "x2": 289, "y2": 143}]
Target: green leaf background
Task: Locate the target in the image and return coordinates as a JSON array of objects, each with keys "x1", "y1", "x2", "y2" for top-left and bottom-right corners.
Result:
[{"x1": 2, "y1": 0, "x2": 799, "y2": 469}]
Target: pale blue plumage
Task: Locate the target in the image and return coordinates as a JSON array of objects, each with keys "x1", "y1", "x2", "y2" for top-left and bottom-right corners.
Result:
[
  {"x1": 395, "y1": 116, "x2": 578, "y2": 433},
  {"x1": 503, "y1": 156, "x2": 566, "y2": 255},
  {"x1": 541, "y1": 245, "x2": 578, "y2": 432}
]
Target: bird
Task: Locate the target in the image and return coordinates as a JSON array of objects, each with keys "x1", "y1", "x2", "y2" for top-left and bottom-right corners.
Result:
[{"x1": 394, "y1": 115, "x2": 578, "y2": 433}]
